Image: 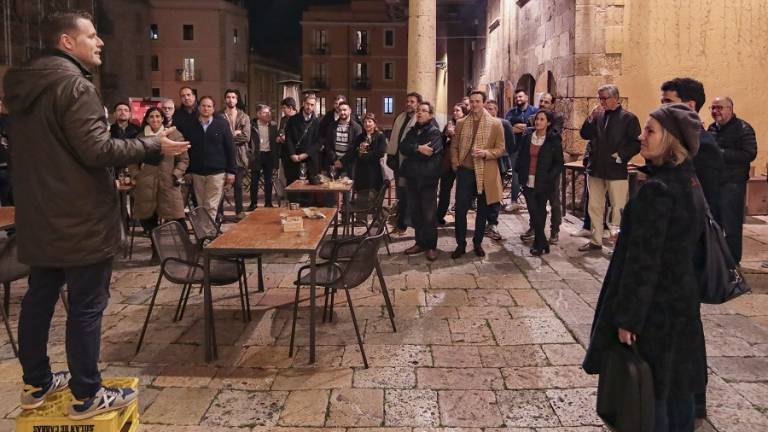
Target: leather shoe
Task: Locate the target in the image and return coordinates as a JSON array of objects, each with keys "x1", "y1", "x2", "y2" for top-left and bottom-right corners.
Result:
[
  {"x1": 578, "y1": 242, "x2": 602, "y2": 252},
  {"x1": 473, "y1": 245, "x2": 486, "y2": 257},
  {"x1": 426, "y1": 249, "x2": 438, "y2": 261},
  {"x1": 404, "y1": 244, "x2": 424, "y2": 255},
  {"x1": 530, "y1": 246, "x2": 550, "y2": 256},
  {"x1": 451, "y1": 246, "x2": 466, "y2": 259},
  {"x1": 247, "y1": 205, "x2": 257, "y2": 211}
]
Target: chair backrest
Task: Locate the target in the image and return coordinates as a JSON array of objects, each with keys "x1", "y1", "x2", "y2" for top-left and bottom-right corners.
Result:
[
  {"x1": 332, "y1": 231, "x2": 384, "y2": 290},
  {"x1": 188, "y1": 206, "x2": 220, "y2": 246},
  {"x1": 151, "y1": 221, "x2": 198, "y2": 265},
  {"x1": 0, "y1": 236, "x2": 30, "y2": 283}
]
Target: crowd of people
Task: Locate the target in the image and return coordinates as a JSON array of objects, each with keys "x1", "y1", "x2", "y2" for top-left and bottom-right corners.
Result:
[{"x1": 0, "y1": 9, "x2": 765, "y2": 431}]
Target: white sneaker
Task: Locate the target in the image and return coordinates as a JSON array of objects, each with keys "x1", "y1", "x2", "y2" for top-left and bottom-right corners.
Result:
[{"x1": 575, "y1": 229, "x2": 592, "y2": 238}]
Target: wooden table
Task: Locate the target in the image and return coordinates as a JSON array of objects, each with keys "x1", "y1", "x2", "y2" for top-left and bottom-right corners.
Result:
[
  {"x1": 285, "y1": 180, "x2": 353, "y2": 235},
  {"x1": 562, "y1": 161, "x2": 585, "y2": 218},
  {"x1": 202, "y1": 207, "x2": 337, "y2": 362},
  {"x1": 0, "y1": 207, "x2": 14, "y2": 230}
]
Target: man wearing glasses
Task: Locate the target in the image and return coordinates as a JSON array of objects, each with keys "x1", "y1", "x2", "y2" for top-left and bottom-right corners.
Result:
[
  {"x1": 707, "y1": 97, "x2": 757, "y2": 265},
  {"x1": 578, "y1": 84, "x2": 641, "y2": 252},
  {"x1": 160, "y1": 99, "x2": 176, "y2": 126}
]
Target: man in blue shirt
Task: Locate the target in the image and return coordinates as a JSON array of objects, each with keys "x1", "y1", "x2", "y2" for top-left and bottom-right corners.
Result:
[{"x1": 503, "y1": 88, "x2": 538, "y2": 213}]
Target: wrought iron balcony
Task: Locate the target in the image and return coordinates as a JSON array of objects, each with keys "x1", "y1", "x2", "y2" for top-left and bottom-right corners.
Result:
[
  {"x1": 311, "y1": 45, "x2": 330, "y2": 55},
  {"x1": 175, "y1": 69, "x2": 201, "y2": 82},
  {"x1": 352, "y1": 77, "x2": 372, "y2": 90},
  {"x1": 352, "y1": 44, "x2": 369, "y2": 56}
]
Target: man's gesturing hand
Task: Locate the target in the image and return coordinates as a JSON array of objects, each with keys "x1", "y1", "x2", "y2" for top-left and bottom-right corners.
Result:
[{"x1": 158, "y1": 127, "x2": 190, "y2": 156}]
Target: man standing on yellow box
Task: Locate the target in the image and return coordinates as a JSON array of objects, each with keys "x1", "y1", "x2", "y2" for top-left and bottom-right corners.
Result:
[{"x1": 3, "y1": 11, "x2": 189, "y2": 419}]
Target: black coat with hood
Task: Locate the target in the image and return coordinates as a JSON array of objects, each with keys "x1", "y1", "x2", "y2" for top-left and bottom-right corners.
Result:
[{"x1": 2, "y1": 50, "x2": 162, "y2": 267}]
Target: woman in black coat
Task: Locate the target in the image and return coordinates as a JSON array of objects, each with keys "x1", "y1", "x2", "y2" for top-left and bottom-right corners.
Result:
[
  {"x1": 514, "y1": 110, "x2": 564, "y2": 255},
  {"x1": 341, "y1": 112, "x2": 386, "y2": 199},
  {"x1": 583, "y1": 103, "x2": 707, "y2": 432},
  {"x1": 436, "y1": 103, "x2": 468, "y2": 225}
]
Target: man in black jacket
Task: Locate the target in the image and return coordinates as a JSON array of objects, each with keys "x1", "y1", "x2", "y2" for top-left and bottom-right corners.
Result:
[
  {"x1": 186, "y1": 96, "x2": 236, "y2": 221},
  {"x1": 249, "y1": 104, "x2": 279, "y2": 209},
  {"x1": 707, "y1": 96, "x2": 757, "y2": 264},
  {"x1": 109, "y1": 102, "x2": 140, "y2": 139},
  {"x1": 327, "y1": 101, "x2": 363, "y2": 178},
  {"x1": 284, "y1": 95, "x2": 320, "y2": 184},
  {"x1": 661, "y1": 78, "x2": 724, "y2": 223},
  {"x1": 579, "y1": 84, "x2": 641, "y2": 252},
  {"x1": 3, "y1": 11, "x2": 188, "y2": 419},
  {"x1": 399, "y1": 102, "x2": 443, "y2": 261},
  {"x1": 172, "y1": 86, "x2": 198, "y2": 138}
]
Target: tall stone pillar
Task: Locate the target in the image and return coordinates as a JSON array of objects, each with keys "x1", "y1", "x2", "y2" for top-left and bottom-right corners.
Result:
[{"x1": 407, "y1": 0, "x2": 436, "y2": 105}]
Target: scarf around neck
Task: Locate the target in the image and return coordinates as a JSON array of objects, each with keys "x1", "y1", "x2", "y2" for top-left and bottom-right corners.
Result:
[{"x1": 459, "y1": 109, "x2": 494, "y2": 194}]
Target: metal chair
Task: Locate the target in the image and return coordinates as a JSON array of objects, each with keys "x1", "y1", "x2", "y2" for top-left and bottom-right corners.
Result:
[
  {"x1": 339, "y1": 181, "x2": 392, "y2": 255},
  {"x1": 0, "y1": 236, "x2": 27, "y2": 357},
  {"x1": 187, "y1": 206, "x2": 264, "y2": 295},
  {"x1": 288, "y1": 230, "x2": 395, "y2": 368},
  {"x1": 135, "y1": 221, "x2": 247, "y2": 354}
]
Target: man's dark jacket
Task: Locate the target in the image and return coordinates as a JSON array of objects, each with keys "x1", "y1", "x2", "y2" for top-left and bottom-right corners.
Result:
[
  {"x1": 109, "y1": 122, "x2": 140, "y2": 140},
  {"x1": 707, "y1": 115, "x2": 757, "y2": 184},
  {"x1": 322, "y1": 119, "x2": 363, "y2": 172},
  {"x1": 693, "y1": 129, "x2": 724, "y2": 222},
  {"x1": 186, "y1": 117, "x2": 236, "y2": 176},
  {"x1": 284, "y1": 112, "x2": 321, "y2": 174},
  {"x1": 580, "y1": 105, "x2": 641, "y2": 180},
  {"x1": 249, "y1": 120, "x2": 280, "y2": 171},
  {"x1": 3, "y1": 50, "x2": 161, "y2": 267},
  {"x1": 398, "y1": 122, "x2": 443, "y2": 186},
  {"x1": 172, "y1": 105, "x2": 198, "y2": 138}
]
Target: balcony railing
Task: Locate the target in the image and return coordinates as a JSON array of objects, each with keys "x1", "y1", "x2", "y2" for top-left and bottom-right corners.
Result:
[
  {"x1": 352, "y1": 77, "x2": 371, "y2": 90},
  {"x1": 352, "y1": 44, "x2": 369, "y2": 56},
  {"x1": 230, "y1": 70, "x2": 248, "y2": 83},
  {"x1": 175, "y1": 69, "x2": 201, "y2": 82},
  {"x1": 311, "y1": 77, "x2": 329, "y2": 89},
  {"x1": 311, "y1": 45, "x2": 330, "y2": 55}
]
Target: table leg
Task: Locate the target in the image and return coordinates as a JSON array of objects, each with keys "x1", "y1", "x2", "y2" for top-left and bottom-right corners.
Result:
[
  {"x1": 203, "y1": 252, "x2": 217, "y2": 362},
  {"x1": 343, "y1": 191, "x2": 351, "y2": 236},
  {"x1": 571, "y1": 169, "x2": 577, "y2": 219},
  {"x1": 561, "y1": 169, "x2": 567, "y2": 217},
  {"x1": 309, "y1": 251, "x2": 317, "y2": 364}
]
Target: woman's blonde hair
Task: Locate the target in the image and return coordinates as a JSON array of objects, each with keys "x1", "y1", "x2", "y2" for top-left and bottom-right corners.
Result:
[{"x1": 660, "y1": 128, "x2": 690, "y2": 166}]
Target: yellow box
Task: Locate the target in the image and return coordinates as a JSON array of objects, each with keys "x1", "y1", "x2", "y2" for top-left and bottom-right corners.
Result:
[{"x1": 16, "y1": 378, "x2": 139, "y2": 432}]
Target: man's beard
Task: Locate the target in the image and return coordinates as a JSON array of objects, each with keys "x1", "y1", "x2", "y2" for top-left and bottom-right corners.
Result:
[{"x1": 516, "y1": 101, "x2": 525, "y2": 107}]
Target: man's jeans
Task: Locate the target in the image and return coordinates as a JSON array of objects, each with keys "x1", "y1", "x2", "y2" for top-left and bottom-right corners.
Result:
[
  {"x1": 407, "y1": 181, "x2": 439, "y2": 249},
  {"x1": 19, "y1": 259, "x2": 113, "y2": 400},
  {"x1": 251, "y1": 151, "x2": 275, "y2": 207},
  {"x1": 454, "y1": 167, "x2": 490, "y2": 248},
  {"x1": 719, "y1": 181, "x2": 746, "y2": 264}
]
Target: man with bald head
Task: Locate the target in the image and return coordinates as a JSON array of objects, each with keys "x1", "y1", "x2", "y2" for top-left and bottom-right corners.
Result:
[{"x1": 707, "y1": 96, "x2": 757, "y2": 264}]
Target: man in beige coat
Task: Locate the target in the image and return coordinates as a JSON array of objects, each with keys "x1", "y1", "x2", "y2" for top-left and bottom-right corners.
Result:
[{"x1": 450, "y1": 90, "x2": 506, "y2": 258}]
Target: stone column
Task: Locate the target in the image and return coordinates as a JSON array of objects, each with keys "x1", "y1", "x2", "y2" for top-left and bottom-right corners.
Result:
[{"x1": 407, "y1": 0, "x2": 436, "y2": 105}]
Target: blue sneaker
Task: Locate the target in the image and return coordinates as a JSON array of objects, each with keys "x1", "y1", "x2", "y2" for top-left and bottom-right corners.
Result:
[
  {"x1": 20, "y1": 371, "x2": 70, "y2": 410},
  {"x1": 68, "y1": 386, "x2": 138, "y2": 420}
]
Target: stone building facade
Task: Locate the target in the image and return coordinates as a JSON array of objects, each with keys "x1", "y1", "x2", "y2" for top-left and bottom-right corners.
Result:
[{"x1": 465, "y1": 0, "x2": 767, "y2": 169}]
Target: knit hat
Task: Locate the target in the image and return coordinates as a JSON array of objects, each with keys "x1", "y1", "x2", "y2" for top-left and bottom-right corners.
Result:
[{"x1": 649, "y1": 103, "x2": 702, "y2": 156}]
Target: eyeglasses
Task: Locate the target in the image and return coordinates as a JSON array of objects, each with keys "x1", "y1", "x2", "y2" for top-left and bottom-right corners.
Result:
[
  {"x1": 598, "y1": 96, "x2": 613, "y2": 101},
  {"x1": 710, "y1": 105, "x2": 728, "y2": 111}
]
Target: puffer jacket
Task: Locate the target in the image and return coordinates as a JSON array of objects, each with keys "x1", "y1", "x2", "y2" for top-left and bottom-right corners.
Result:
[
  {"x1": 707, "y1": 115, "x2": 757, "y2": 184},
  {"x1": 128, "y1": 127, "x2": 189, "y2": 220},
  {"x1": 3, "y1": 50, "x2": 161, "y2": 267}
]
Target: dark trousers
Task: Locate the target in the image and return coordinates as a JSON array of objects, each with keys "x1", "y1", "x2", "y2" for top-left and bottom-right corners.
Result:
[
  {"x1": 233, "y1": 166, "x2": 247, "y2": 214},
  {"x1": 528, "y1": 175, "x2": 562, "y2": 234},
  {"x1": 454, "y1": 167, "x2": 489, "y2": 248},
  {"x1": 654, "y1": 394, "x2": 695, "y2": 432},
  {"x1": 251, "y1": 151, "x2": 275, "y2": 207},
  {"x1": 487, "y1": 202, "x2": 501, "y2": 226},
  {"x1": 0, "y1": 167, "x2": 13, "y2": 206},
  {"x1": 19, "y1": 259, "x2": 113, "y2": 400},
  {"x1": 508, "y1": 151, "x2": 521, "y2": 202},
  {"x1": 436, "y1": 169, "x2": 455, "y2": 222},
  {"x1": 719, "y1": 181, "x2": 746, "y2": 264},
  {"x1": 523, "y1": 187, "x2": 549, "y2": 250},
  {"x1": 407, "y1": 181, "x2": 439, "y2": 249},
  {"x1": 395, "y1": 180, "x2": 409, "y2": 230}
]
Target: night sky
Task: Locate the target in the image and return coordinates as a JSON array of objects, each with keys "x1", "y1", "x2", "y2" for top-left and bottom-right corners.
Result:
[{"x1": 247, "y1": 0, "x2": 349, "y2": 70}]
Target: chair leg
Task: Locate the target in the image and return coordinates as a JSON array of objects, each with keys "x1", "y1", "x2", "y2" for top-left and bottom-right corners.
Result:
[
  {"x1": 128, "y1": 219, "x2": 136, "y2": 260},
  {"x1": 136, "y1": 271, "x2": 163, "y2": 354},
  {"x1": 241, "y1": 259, "x2": 252, "y2": 322},
  {"x1": 174, "y1": 283, "x2": 189, "y2": 322},
  {"x1": 0, "y1": 289, "x2": 17, "y2": 357},
  {"x1": 237, "y1": 276, "x2": 247, "y2": 323},
  {"x1": 329, "y1": 288, "x2": 336, "y2": 323},
  {"x1": 342, "y1": 285, "x2": 368, "y2": 368},
  {"x1": 375, "y1": 258, "x2": 396, "y2": 332},
  {"x1": 3, "y1": 282, "x2": 9, "y2": 315},
  {"x1": 288, "y1": 280, "x2": 301, "y2": 357},
  {"x1": 257, "y1": 255, "x2": 265, "y2": 292},
  {"x1": 322, "y1": 286, "x2": 330, "y2": 323},
  {"x1": 178, "y1": 283, "x2": 194, "y2": 321},
  {"x1": 383, "y1": 225, "x2": 392, "y2": 256}
]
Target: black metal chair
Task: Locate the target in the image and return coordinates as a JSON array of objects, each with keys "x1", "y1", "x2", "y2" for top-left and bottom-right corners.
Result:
[
  {"x1": 187, "y1": 206, "x2": 264, "y2": 295},
  {"x1": 288, "y1": 230, "x2": 395, "y2": 368},
  {"x1": 135, "y1": 221, "x2": 247, "y2": 354},
  {"x1": 338, "y1": 181, "x2": 392, "y2": 255},
  {"x1": 0, "y1": 236, "x2": 29, "y2": 357}
]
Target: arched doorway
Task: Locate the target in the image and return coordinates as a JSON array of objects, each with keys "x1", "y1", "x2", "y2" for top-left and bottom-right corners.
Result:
[{"x1": 516, "y1": 74, "x2": 536, "y2": 100}]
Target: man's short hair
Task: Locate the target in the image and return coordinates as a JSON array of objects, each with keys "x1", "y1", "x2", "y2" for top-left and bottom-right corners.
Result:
[
  {"x1": 661, "y1": 78, "x2": 706, "y2": 112},
  {"x1": 514, "y1": 88, "x2": 528, "y2": 96},
  {"x1": 337, "y1": 101, "x2": 351, "y2": 110},
  {"x1": 41, "y1": 11, "x2": 93, "y2": 49},
  {"x1": 406, "y1": 92, "x2": 424, "y2": 103},
  {"x1": 598, "y1": 84, "x2": 620, "y2": 99},
  {"x1": 303, "y1": 94, "x2": 317, "y2": 104},
  {"x1": 334, "y1": 94, "x2": 347, "y2": 103},
  {"x1": 280, "y1": 97, "x2": 297, "y2": 110},
  {"x1": 113, "y1": 102, "x2": 130, "y2": 112},
  {"x1": 179, "y1": 86, "x2": 194, "y2": 95},
  {"x1": 224, "y1": 88, "x2": 240, "y2": 100},
  {"x1": 198, "y1": 96, "x2": 215, "y2": 106},
  {"x1": 540, "y1": 93, "x2": 556, "y2": 103},
  {"x1": 259, "y1": 104, "x2": 271, "y2": 112},
  {"x1": 485, "y1": 100, "x2": 498, "y2": 108},
  {"x1": 418, "y1": 101, "x2": 434, "y2": 115},
  {"x1": 469, "y1": 90, "x2": 488, "y2": 102}
]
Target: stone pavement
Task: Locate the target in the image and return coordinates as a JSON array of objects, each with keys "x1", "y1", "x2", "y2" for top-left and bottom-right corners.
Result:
[{"x1": 1, "y1": 209, "x2": 768, "y2": 432}]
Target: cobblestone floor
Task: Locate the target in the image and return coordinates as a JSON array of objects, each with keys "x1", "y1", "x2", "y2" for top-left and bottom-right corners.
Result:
[{"x1": 1, "y1": 209, "x2": 768, "y2": 432}]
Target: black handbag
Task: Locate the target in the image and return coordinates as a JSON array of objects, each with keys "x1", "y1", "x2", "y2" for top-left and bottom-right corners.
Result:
[
  {"x1": 597, "y1": 344, "x2": 655, "y2": 432},
  {"x1": 691, "y1": 178, "x2": 751, "y2": 304}
]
